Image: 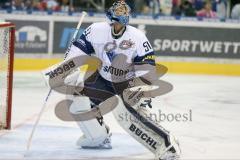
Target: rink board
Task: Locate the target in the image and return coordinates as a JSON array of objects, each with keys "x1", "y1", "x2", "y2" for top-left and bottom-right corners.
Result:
[{"x1": 14, "y1": 58, "x2": 240, "y2": 76}]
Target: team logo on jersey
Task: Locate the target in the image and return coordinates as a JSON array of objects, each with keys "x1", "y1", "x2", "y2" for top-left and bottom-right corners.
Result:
[
  {"x1": 106, "y1": 51, "x2": 117, "y2": 62},
  {"x1": 119, "y1": 39, "x2": 135, "y2": 50},
  {"x1": 104, "y1": 40, "x2": 117, "y2": 52},
  {"x1": 104, "y1": 41, "x2": 117, "y2": 62}
]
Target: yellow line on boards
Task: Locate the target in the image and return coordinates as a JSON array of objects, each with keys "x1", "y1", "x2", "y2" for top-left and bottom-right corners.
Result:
[
  {"x1": 14, "y1": 58, "x2": 62, "y2": 71},
  {"x1": 159, "y1": 61, "x2": 240, "y2": 76},
  {"x1": 14, "y1": 58, "x2": 240, "y2": 76}
]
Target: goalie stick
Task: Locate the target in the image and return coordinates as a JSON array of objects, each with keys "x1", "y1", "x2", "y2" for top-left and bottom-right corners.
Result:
[{"x1": 25, "y1": 11, "x2": 87, "y2": 153}]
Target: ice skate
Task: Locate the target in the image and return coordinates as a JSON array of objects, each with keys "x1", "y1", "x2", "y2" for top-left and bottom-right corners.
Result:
[
  {"x1": 156, "y1": 135, "x2": 181, "y2": 160},
  {"x1": 77, "y1": 133, "x2": 112, "y2": 149}
]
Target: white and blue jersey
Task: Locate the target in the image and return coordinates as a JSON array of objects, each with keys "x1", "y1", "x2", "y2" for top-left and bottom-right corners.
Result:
[{"x1": 67, "y1": 22, "x2": 155, "y2": 82}]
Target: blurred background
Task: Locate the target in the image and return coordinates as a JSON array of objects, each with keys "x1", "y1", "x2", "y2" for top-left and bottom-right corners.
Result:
[{"x1": 1, "y1": 0, "x2": 240, "y2": 19}]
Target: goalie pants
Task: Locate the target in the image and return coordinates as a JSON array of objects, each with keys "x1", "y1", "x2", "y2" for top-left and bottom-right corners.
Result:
[{"x1": 84, "y1": 72, "x2": 118, "y2": 106}]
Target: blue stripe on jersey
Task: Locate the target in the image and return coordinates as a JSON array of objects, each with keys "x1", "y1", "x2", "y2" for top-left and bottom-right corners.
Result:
[
  {"x1": 72, "y1": 34, "x2": 94, "y2": 55},
  {"x1": 133, "y1": 52, "x2": 156, "y2": 66}
]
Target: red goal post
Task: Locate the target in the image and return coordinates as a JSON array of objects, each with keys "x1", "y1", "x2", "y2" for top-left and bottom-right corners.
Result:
[{"x1": 0, "y1": 22, "x2": 15, "y2": 130}]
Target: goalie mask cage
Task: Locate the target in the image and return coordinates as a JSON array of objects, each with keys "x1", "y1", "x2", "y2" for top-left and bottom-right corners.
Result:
[{"x1": 0, "y1": 22, "x2": 15, "y2": 130}]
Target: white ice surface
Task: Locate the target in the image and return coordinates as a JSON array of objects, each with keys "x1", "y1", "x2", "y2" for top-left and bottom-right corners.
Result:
[{"x1": 0, "y1": 72, "x2": 240, "y2": 160}]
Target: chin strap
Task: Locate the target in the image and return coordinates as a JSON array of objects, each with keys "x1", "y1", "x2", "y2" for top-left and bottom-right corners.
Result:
[{"x1": 111, "y1": 25, "x2": 126, "y2": 39}]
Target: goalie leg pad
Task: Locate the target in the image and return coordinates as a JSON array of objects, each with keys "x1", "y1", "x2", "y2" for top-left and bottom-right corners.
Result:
[
  {"x1": 73, "y1": 73, "x2": 117, "y2": 149},
  {"x1": 70, "y1": 96, "x2": 111, "y2": 149},
  {"x1": 112, "y1": 93, "x2": 180, "y2": 158}
]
